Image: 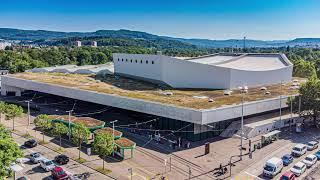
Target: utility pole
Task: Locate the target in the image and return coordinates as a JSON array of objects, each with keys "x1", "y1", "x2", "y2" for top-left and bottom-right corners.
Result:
[
  {"x1": 290, "y1": 95, "x2": 293, "y2": 131},
  {"x1": 239, "y1": 85, "x2": 247, "y2": 160},
  {"x1": 279, "y1": 80, "x2": 283, "y2": 130},
  {"x1": 25, "y1": 100, "x2": 32, "y2": 126},
  {"x1": 243, "y1": 36, "x2": 246, "y2": 52},
  {"x1": 110, "y1": 120, "x2": 118, "y2": 156},
  {"x1": 66, "y1": 110, "x2": 73, "y2": 140},
  {"x1": 128, "y1": 168, "x2": 133, "y2": 180}
]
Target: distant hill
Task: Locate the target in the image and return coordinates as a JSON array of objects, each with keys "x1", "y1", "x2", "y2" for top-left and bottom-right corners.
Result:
[{"x1": 1, "y1": 28, "x2": 320, "y2": 48}]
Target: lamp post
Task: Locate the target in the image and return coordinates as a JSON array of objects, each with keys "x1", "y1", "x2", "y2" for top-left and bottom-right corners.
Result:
[
  {"x1": 66, "y1": 110, "x2": 73, "y2": 140},
  {"x1": 25, "y1": 100, "x2": 32, "y2": 126},
  {"x1": 110, "y1": 120, "x2": 118, "y2": 156},
  {"x1": 238, "y1": 85, "x2": 248, "y2": 160},
  {"x1": 279, "y1": 80, "x2": 283, "y2": 130}
]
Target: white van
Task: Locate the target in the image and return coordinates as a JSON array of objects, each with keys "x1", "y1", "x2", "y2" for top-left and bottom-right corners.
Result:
[
  {"x1": 263, "y1": 157, "x2": 283, "y2": 177},
  {"x1": 292, "y1": 144, "x2": 307, "y2": 157}
]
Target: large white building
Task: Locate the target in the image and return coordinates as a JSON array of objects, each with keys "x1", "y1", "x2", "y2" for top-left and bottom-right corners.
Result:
[{"x1": 113, "y1": 53, "x2": 293, "y2": 89}]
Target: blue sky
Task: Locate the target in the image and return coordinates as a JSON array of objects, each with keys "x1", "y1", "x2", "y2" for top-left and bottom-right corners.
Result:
[{"x1": 1, "y1": 0, "x2": 320, "y2": 40}]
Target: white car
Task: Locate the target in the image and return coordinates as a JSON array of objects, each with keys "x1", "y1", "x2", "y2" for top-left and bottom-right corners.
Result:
[
  {"x1": 39, "y1": 159, "x2": 56, "y2": 172},
  {"x1": 307, "y1": 141, "x2": 319, "y2": 151},
  {"x1": 292, "y1": 144, "x2": 307, "y2": 157},
  {"x1": 302, "y1": 154, "x2": 317, "y2": 167},
  {"x1": 290, "y1": 162, "x2": 307, "y2": 176}
]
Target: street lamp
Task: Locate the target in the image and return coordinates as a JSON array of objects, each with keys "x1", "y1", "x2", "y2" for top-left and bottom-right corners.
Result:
[
  {"x1": 238, "y1": 85, "x2": 248, "y2": 161},
  {"x1": 110, "y1": 120, "x2": 118, "y2": 156},
  {"x1": 66, "y1": 110, "x2": 73, "y2": 140},
  {"x1": 25, "y1": 100, "x2": 32, "y2": 126}
]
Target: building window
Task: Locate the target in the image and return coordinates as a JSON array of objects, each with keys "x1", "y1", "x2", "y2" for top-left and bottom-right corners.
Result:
[
  {"x1": 122, "y1": 59, "x2": 123, "y2": 62},
  {"x1": 135, "y1": 60, "x2": 137, "y2": 63},
  {"x1": 130, "y1": 59, "x2": 132, "y2": 63},
  {"x1": 140, "y1": 60, "x2": 143, "y2": 64},
  {"x1": 126, "y1": 59, "x2": 128, "y2": 62},
  {"x1": 146, "y1": 60, "x2": 148, "y2": 64},
  {"x1": 152, "y1": 61, "x2": 154, "y2": 64},
  {"x1": 118, "y1": 58, "x2": 119, "y2": 61}
]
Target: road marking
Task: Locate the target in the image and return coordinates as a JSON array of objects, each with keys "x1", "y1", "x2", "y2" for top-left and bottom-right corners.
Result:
[{"x1": 244, "y1": 171, "x2": 263, "y2": 180}]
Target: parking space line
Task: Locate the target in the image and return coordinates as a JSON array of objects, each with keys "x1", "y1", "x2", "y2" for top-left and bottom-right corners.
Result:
[{"x1": 244, "y1": 171, "x2": 263, "y2": 180}]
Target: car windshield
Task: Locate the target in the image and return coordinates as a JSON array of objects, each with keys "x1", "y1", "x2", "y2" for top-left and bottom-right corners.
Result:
[
  {"x1": 282, "y1": 156, "x2": 290, "y2": 160},
  {"x1": 293, "y1": 165, "x2": 301, "y2": 170},
  {"x1": 33, "y1": 153, "x2": 40, "y2": 158},
  {"x1": 308, "y1": 143, "x2": 314, "y2": 146},
  {"x1": 57, "y1": 169, "x2": 66, "y2": 176},
  {"x1": 293, "y1": 147, "x2": 301, "y2": 151},
  {"x1": 306, "y1": 157, "x2": 313, "y2": 161},
  {"x1": 45, "y1": 161, "x2": 53, "y2": 166},
  {"x1": 281, "y1": 176, "x2": 289, "y2": 180},
  {"x1": 264, "y1": 165, "x2": 275, "y2": 172}
]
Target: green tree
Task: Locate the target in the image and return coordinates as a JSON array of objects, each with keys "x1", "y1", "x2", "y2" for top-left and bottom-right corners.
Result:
[
  {"x1": 0, "y1": 138, "x2": 23, "y2": 179},
  {"x1": 34, "y1": 114, "x2": 52, "y2": 142},
  {"x1": 4, "y1": 104, "x2": 23, "y2": 131},
  {"x1": 93, "y1": 133, "x2": 113, "y2": 170},
  {"x1": 71, "y1": 123, "x2": 90, "y2": 160},
  {"x1": 293, "y1": 60, "x2": 317, "y2": 78},
  {"x1": 51, "y1": 122, "x2": 68, "y2": 147},
  {"x1": 292, "y1": 77, "x2": 320, "y2": 125},
  {"x1": 0, "y1": 102, "x2": 6, "y2": 123}
]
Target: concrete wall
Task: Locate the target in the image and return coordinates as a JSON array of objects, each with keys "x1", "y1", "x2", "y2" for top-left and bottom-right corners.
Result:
[
  {"x1": 229, "y1": 66, "x2": 293, "y2": 89},
  {"x1": 1, "y1": 76, "x2": 293, "y2": 125},
  {"x1": 201, "y1": 96, "x2": 290, "y2": 124},
  {"x1": 113, "y1": 53, "x2": 293, "y2": 90}
]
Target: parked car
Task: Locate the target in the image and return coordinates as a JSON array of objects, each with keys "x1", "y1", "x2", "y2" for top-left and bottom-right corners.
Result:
[
  {"x1": 290, "y1": 162, "x2": 307, "y2": 176},
  {"x1": 24, "y1": 139, "x2": 37, "y2": 148},
  {"x1": 51, "y1": 166, "x2": 69, "y2": 180},
  {"x1": 40, "y1": 159, "x2": 56, "y2": 172},
  {"x1": 29, "y1": 152, "x2": 45, "y2": 164},
  {"x1": 307, "y1": 141, "x2": 319, "y2": 151},
  {"x1": 282, "y1": 154, "x2": 294, "y2": 166},
  {"x1": 302, "y1": 154, "x2": 317, "y2": 168},
  {"x1": 314, "y1": 150, "x2": 320, "y2": 160},
  {"x1": 263, "y1": 157, "x2": 283, "y2": 177},
  {"x1": 280, "y1": 172, "x2": 296, "y2": 180},
  {"x1": 54, "y1": 155, "x2": 69, "y2": 165},
  {"x1": 292, "y1": 144, "x2": 307, "y2": 157}
]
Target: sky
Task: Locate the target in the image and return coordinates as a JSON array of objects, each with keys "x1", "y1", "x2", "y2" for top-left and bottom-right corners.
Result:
[{"x1": 1, "y1": 0, "x2": 320, "y2": 40}]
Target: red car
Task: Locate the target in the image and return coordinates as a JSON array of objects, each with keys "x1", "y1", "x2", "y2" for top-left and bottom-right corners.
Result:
[
  {"x1": 51, "y1": 166, "x2": 69, "y2": 180},
  {"x1": 280, "y1": 172, "x2": 295, "y2": 180}
]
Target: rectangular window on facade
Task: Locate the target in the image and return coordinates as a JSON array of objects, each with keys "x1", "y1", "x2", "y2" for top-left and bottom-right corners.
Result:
[
  {"x1": 146, "y1": 60, "x2": 148, "y2": 64},
  {"x1": 126, "y1": 59, "x2": 128, "y2": 62},
  {"x1": 130, "y1": 59, "x2": 132, "y2": 63},
  {"x1": 140, "y1": 60, "x2": 143, "y2": 63},
  {"x1": 122, "y1": 59, "x2": 123, "y2": 62},
  {"x1": 135, "y1": 60, "x2": 137, "y2": 63},
  {"x1": 118, "y1": 58, "x2": 119, "y2": 61},
  {"x1": 152, "y1": 61, "x2": 154, "y2": 64}
]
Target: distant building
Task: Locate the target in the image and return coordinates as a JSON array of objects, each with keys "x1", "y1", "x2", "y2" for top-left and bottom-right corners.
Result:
[
  {"x1": 0, "y1": 42, "x2": 12, "y2": 50},
  {"x1": 75, "y1": 41, "x2": 82, "y2": 47},
  {"x1": 91, "y1": 41, "x2": 97, "y2": 47}
]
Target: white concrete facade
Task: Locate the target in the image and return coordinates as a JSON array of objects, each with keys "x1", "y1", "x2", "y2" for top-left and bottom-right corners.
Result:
[
  {"x1": 1, "y1": 76, "x2": 292, "y2": 125},
  {"x1": 113, "y1": 53, "x2": 293, "y2": 89}
]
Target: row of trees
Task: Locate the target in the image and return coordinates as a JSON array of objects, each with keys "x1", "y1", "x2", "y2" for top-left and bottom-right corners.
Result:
[
  {"x1": 0, "y1": 123, "x2": 23, "y2": 179},
  {"x1": 0, "y1": 102, "x2": 24, "y2": 131},
  {"x1": 34, "y1": 114, "x2": 113, "y2": 170}
]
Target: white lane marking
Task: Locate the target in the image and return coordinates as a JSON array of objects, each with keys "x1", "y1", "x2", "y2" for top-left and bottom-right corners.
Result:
[{"x1": 244, "y1": 171, "x2": 264, "y2": 180}]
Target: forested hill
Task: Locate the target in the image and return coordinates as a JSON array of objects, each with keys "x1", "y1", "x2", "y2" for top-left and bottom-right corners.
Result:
[{"x1": 1, "y1": 28, "x2": 320, "y2": 48}]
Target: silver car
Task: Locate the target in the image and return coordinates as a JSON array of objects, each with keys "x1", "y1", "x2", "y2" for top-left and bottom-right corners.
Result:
[
  {"x1": 29, "y1": 152, "x2": 45, "y2": 164},
  {"x1": 39, "y1": 158, "x2": 56, "y2": 172}
]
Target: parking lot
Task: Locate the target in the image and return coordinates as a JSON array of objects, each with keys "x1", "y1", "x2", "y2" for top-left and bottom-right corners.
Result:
[
  {"x1": 12, "y1": 133, "x2": 109, "y2": 180},
  {"x1": 236, "y1": 129, "x2": 320, "y2": 180}
]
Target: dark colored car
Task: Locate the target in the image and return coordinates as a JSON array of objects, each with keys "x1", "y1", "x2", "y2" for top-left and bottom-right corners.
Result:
[
  {"x1": 54, "y1": 155, "x2": 69, "y2": 165},
  {"x1": 282, "y1": 154, "x2": 294, "y2": 166},
  {"x1": 314, "y1": 150, "x2": 320, "y2": 160},
  {"x1": 24, "y1": 139, "x2": 37, "y2": 148},
  {"x1": 51, "y1": 166, "x2": 69, "y2": 180},
  {"x1": 16, "y1": 177, "x2": 30, "y2": 180}
]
